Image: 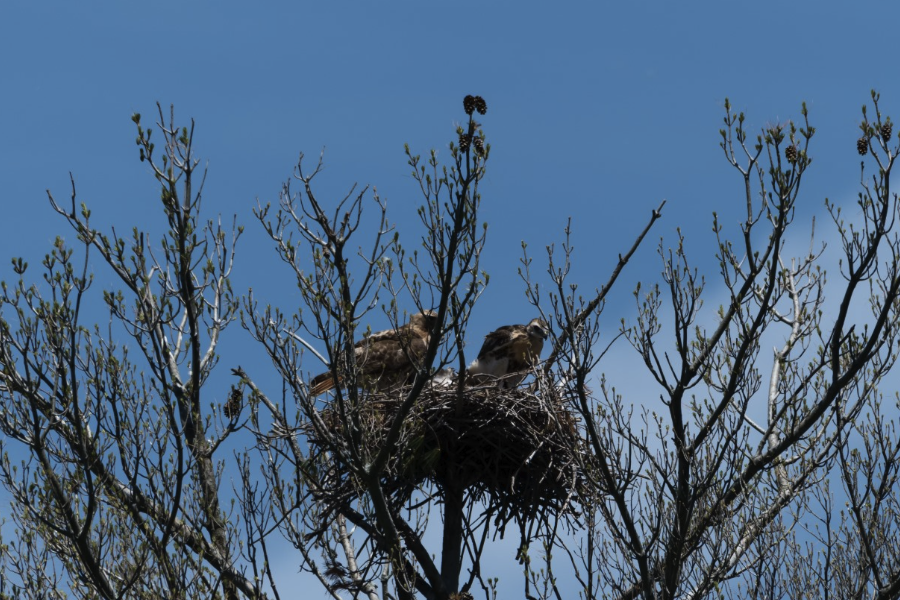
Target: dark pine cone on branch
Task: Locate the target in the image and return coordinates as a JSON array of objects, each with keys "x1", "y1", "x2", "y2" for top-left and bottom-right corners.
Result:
[
  {"x1": 463, "y1": 95, "x2": 487, "y2": 116},
  {"x1": 463, "y1": 95, "x2": 476, "y2": 115},
  {"x1": 784, "y1": 144, "x2": 798, "y2": 164},
  {"x1": 858, "y1": 136, "x2": 869, "y2": 156},
  {"x1": 224, "y1": 386, "x2": 242, "y2": 419}
]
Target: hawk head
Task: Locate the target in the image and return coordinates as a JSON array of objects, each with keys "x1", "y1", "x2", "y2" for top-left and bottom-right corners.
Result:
[
  {"x1": 410, "y1": 310, "x2": 440, "y2": 332},
  {"x1": 526, "y1": 318, "x2": 550, "y2": 342}
]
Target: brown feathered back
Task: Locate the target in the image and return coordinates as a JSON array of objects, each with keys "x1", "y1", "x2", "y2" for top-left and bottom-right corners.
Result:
[{"x1": 309, "y1": 311, "x2": 438, "y2": 396}]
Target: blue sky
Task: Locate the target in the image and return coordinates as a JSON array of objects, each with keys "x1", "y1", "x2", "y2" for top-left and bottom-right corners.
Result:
[
  {"x1": 1, "y1": 2, "x2": 889, "y2": 332},
  {"x1": 2, "y1": 1, "x2": 899, "y2": 596}
]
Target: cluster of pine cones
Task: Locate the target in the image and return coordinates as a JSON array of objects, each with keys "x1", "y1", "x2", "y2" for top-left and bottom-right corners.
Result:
[
  {"x1": 463, "y1": 95, "x2": 487, "y2": 116},
  {"x1": 857, "y1": 122, "x2": 893, "y2": 156},
  {"x1": 460, "y1": 95, "x2": 487, "y2": 155}
]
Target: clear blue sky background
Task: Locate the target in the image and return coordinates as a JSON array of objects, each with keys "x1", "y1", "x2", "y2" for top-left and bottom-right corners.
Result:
[{"x1": 2, "y1": 1, "x2": 899, "y2": 597}]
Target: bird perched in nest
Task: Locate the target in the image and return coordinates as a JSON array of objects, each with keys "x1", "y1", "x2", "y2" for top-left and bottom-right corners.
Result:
[
  {"x1": 309, "y1": 311, "x2": 439, "y2": 396},
  {"x1": 467, "y1": 318, "x2": 550, "y2": 388}
]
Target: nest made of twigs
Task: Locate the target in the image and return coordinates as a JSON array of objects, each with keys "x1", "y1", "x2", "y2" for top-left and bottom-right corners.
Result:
[{"x1": 306, "y1": 375, "x2": 589, "y2": 526}]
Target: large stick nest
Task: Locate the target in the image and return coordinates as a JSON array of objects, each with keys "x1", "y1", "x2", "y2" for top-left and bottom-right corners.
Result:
[{"x1": 306, "y1": 375, "x2": 590, "y2": 527}]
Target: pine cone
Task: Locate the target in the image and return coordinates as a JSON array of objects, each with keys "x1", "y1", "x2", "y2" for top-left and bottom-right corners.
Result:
[
  {"x1": 473, "y1": 95, "x2": 487, "y2": 115},
  {"x1": 473, "y1": 137, "x2": 484, "y2": 155},
  {"x1": 224, "y1": 386, "x2": 242, "y2": 419},
  {"x1": 784, "y1": 145, "x2": 798, "y2": 164},
  {"x1": 858, "y1": 136, "x2": 869, "y2": 156},
  {"x1": 463, "y1": 95, "x2": 476, "y2": 115},
  {"x1": 881, "y1": 122, "x2": 893, "y2": 142},
  {"x1": 459, "y1": 133, "x2": 471, "y2": 152}
]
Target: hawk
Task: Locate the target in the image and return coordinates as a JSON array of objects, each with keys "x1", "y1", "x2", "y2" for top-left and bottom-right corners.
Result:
[
  {"x1": 467, "y1": 318, "x2": 550, "y2": 388},
  {"x1": 309, "y1": 311, "x2": 438, "y2": 396}
]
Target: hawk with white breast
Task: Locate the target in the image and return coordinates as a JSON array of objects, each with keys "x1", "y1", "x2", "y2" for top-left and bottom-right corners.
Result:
[{"x1": 467, "y1": 318, "x2": 550, "y2": 388}]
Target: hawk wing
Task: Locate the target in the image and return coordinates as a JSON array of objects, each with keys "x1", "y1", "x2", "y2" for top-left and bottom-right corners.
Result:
[{"x1": 355, "y1": 325, "x2": 428, "y2": 388}]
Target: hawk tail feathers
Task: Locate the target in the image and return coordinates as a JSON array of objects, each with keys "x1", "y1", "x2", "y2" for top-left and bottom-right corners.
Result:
[{"x1": 309, "y1": 372, "x2": 338, "y2": 396}]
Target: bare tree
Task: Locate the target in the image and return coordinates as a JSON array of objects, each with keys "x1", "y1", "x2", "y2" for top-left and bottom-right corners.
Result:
[
  {"x1": 240, "y1": 97, "x2": 497, "y2": 600},
  {"x1": 3, "y1": 92, "x2": 900, "y2": 600},
  {"x1": 0, "y1": 105, "x2": 256, "y2": 599},
  {"x1": 519, "y1": 91, "x2": 900, "y2": 600}
]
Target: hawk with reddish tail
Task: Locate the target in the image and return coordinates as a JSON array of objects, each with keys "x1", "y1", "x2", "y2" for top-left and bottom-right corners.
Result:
[
  {"x1": 309, "y1": 311, "x2": 438, "y2": 396},
  {"x1": 467, "y1": 318, "x2": 550, "y2": 388}
]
